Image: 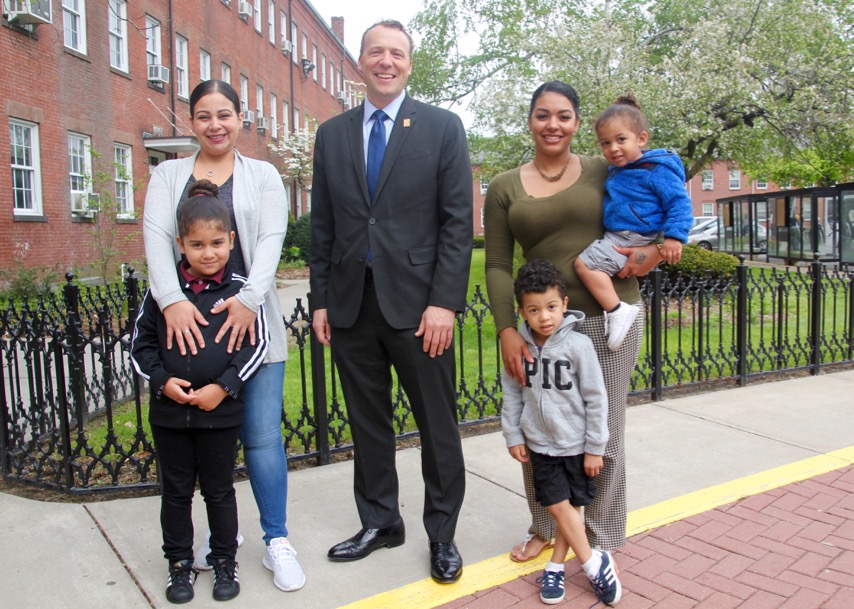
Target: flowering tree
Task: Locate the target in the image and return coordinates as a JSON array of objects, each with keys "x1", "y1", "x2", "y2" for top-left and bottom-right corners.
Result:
[
  {"x1": 268, "y1": 119, "x2": 317, "y2": 191},
  {"x1": 409, "y1": 0, "x2": 854, "y2": 185}
]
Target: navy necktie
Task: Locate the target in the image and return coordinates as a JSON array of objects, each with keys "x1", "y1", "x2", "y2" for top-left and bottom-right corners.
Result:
[{"x1": 366, "y1": 109, "x2": 388, "y2": 202}]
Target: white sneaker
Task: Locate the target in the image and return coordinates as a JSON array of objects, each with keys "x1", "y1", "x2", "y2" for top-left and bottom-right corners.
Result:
[
  {"x1": 262, "y1": 537, "x2": 306, "y2": 592},
  {"x1": 193, "y1": 530, "x2": 244, "y2": 571},
  {"x1": 604, "y1": 302, "x2": 639, "y2": 352}
]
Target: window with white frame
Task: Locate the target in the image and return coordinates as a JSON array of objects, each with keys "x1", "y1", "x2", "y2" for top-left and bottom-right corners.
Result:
[
  {"x1": 291, "y1": 23, "x2": 298, "y2": 63},
  {"x1": 330, "y1": 61, "x2": 335, "y2": 95},
  {"x1": 293, "y1": 108, "x2": 299, "y2": 135},
  {"x1": 240, "y1": 75, "x2": 249, "y2": 112},
  {"x1": 702, "y1": 202, "x2": 714, "y2": 216},
  {"x1": 221, "y1": 62, "x2": 231, "y2": 84},
  {"x1": 701, "y1": 170, "x2": 713, "y2": 190},
  {"x1": 200, "y1": 50, "x2": 211, "y2": 82},
  {"x1": 312, "y1": 45, "x2": 318, "y2": 81},
  {"x1": 108, "y1": 0, "x2": 129, "y2": 71},
  {"x1": 10, "y1": 120, "x2": 42, "y2": 216},
  {"x1": 253, "y1": 0, "x2": 262, "y2": 32},
  {"x1": 68, "y1": 133, "x2": 91, "y2": 201},
  {"x1": 282, "y1": 100, "x2": 289, "y2": 134},
  {"x1": 114, "y1": 144, "x2": 133, "y2": 218},
  {"x1": 175, "y1": 35, "x2": 189, "y2": 98},
  {"x1": 302, "y1": 33, "x2": 307, "y2": 61},
  {"x1": 284, "y1": 183, "x2": 292, "y2": 214},
  {"x1": 63, "y1": 0, "x2": 87, "y2": 53},
  {"x1": 280, "y1": 11, "x2": 287, "y2": 49},
  {"x1": 256, "y1": 84, "x2": 264, "y2": 119},
  {"x1": 270, "y1": 94, "x2": 278, "y2": 139},
  {"x1": 268, "y1": 1, "x2": 275, "y2": 44},
  {"x1": 756, "y1": 179, "x2": 768, "y2": 190},
  {"x1": 729, "y1": 169, "x2": 741, "y2": 190},
  {"x1": 145, "y1": 16, "x2": 161, "y2": 68},
  {"x1": 321, "y1": 53, "x2": 327, "y2": 89},
  {"x1": 479, "y1": 178, "x2": 489, "y2": 195},
  {"x1": 480, "y1": 208, "x2": 484, "y2": 228},
  {"x1": 295, "y1": 184, "x2": 302, "y2": 218}
]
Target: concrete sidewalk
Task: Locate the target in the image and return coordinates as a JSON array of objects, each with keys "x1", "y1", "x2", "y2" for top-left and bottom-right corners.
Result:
[{"x1": 1, "y1": 370, "x2": 852, "y2": 608}]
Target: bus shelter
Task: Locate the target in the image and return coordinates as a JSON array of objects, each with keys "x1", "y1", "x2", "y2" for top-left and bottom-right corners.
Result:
[
  {"x1": 764, "y1": 187, "x2": 838, "y2": 264},
  {"x1": 837, "y1": 182, "x2": 854, "y2": 266},
  {"x1": 715, "y1": 193, "x2": 769, "y2": 260}
]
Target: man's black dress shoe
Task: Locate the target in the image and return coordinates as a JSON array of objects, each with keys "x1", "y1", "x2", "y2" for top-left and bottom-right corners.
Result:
[
  {"x1": 430, "y1": 541, "x2": 463, "y2": 583},
  {"x1": 327, "y1": 519, "x2": 405, "y2": 561}
]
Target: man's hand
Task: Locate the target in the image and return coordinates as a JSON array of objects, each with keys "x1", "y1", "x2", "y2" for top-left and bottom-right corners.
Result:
[
  {"x1": 163, "y1": 301, "x2": 208, "y2": 356},
  {"x1": 312, "y1": 308, "x2": 332, "y2": 346},
  {"x1": 499, "y1": 327, "x2": 534, "y2": 387},
  {"x1": 211, "y1": 296, "x2": 257, "y2": 353},
  {"x1": 415, "y1": 306, "x2": 456, "y2": 357}
]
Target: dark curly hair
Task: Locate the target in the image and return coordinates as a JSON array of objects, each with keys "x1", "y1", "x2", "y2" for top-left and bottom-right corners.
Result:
[
  {"x1": 176, "y1": 179, "x2": 232, "y2": 237},
  {"x1": 514, "y1": 259, "x2": 567, "y2": 307}
]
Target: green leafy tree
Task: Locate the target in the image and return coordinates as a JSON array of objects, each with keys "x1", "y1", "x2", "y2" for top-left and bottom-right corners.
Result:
[{"x1": 409, "y1": 0, "x2": 854, "y2": 184}]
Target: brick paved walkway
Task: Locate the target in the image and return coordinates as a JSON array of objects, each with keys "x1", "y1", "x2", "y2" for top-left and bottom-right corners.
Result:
[{"x1": 437, "y1": 466, "x2": 854, "y2": 609}]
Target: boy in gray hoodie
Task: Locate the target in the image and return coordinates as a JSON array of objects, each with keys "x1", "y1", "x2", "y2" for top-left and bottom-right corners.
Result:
[{"x1": 501, "y1": 259, "x2": 622, "y2": 606}]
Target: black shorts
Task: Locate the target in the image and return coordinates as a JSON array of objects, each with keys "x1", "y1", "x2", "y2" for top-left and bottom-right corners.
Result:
[{"x1": 529, "y1": 451, "x2": 598, "y2": 508}]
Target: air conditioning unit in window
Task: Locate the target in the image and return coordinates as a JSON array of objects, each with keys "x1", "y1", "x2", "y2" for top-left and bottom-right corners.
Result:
[
  {"x1": 4, "y1": 0, "x2": 52, "y2": 25},
  {"x1": 242, "y1": 110, "x2": 255, "y2": 127},
  {"x1": 336, "y1": 91, "x2": 346, "y2": 102},
  {"x1": 257, "y1": 116, "x2": 269, "y2": 134},
  {"x1": 281, "y1": 38, "x2": 293, "y2": 56},
  {"x1": 148, "y1": 64, "x2": 170, "y2": 84},
  {"x1": 237, "y1": 1, "x2": 252, "y2": 18},
  {"x1": 71, "y1": 192, "x2": 98, "y2": 216},
  {"x1": 342, "y1": 97, "x2": 351, "y2": 109}
]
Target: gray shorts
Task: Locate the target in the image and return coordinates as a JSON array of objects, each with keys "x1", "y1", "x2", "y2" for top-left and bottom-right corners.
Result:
[{"x1": 577, "y1": 230, "x2": 658, "y2": 275}]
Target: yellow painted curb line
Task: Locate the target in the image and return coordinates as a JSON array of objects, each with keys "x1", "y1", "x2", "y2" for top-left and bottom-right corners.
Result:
[{"x1": 339, "y1": 447, "x2": 854, "y2": 609}]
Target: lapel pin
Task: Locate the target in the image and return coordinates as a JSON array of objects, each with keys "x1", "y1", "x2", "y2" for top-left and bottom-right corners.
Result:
[{"x1": 403, "y1": 118, "x2": 411, "y2": 128}]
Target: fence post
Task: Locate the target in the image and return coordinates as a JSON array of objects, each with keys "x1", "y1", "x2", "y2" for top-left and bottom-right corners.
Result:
[
  {"x1": 308, "y1": 293, "x2": 330, "y2": 466},
  {"x1": 849, "y1": 271, "x2": 854, "y2": 362},
  {"x1": 54, "y1": 339, "x2": 75, "y2": 490},
  {"x1": 650, "y1": 267, "x2": 663, "y2": 401},
  {"x1": 810, "y1": 254, "x2": 823, "y2": 375},
  {"x1": 63, "y1": 274, "x2": 87, "y2": 428},
  {"x1": 736, "y1": 256, "x2": 748, "y2": 386}
]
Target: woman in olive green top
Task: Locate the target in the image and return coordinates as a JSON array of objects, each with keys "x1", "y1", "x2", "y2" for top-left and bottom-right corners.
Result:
[{"x1": 484, "y1": 81, "x2": 661, "y2": 563}]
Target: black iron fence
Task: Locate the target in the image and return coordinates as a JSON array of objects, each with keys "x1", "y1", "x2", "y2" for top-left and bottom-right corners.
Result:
[{"x1": 1, "y1": 258, "x2": 852, "y2": 493}]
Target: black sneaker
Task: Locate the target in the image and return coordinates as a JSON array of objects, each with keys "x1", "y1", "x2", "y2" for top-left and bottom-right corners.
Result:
[
  {"x1": 166, "y1": 559, "x2": 197, "y2": 604},
  {"x1": 211, "y1": 558, "x2": 240, "y2": 601}
]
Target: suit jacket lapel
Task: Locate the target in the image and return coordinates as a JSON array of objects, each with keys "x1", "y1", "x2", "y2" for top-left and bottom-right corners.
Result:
[
  {"x1": 349, "y1": 106, "x2": 371, "y2": 205},
  {"x1": 373, "y1": 95, "x2": 416, "y2": 204}
]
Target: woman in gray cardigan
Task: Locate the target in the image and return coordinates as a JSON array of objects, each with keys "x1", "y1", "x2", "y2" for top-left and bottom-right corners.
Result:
[{"x1": 143, "y1": 80, "x2": 305, "y2": 593}]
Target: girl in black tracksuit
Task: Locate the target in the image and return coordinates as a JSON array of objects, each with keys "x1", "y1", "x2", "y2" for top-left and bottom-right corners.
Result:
[{"x1": 131, "y1": 180, "x2": 268, "y2": 603}]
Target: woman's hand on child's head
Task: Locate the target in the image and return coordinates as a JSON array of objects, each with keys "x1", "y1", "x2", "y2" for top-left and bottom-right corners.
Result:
[
  {"x1": 584, "y1": 453, "x2": 604, "y2": 477},
  {"x1": 163, "y1": 301, "x2": 208, "y2": 356},
  {"x1": 661, "y1": 238, "x2": 683, "y2": 265},
  {"x1": 189, "y1": 384, "x2": 228, "y2": 411},
  {"x1": 163, "y1": 377, "x2": 193, "y2": 403},
  {"x1": 508, "y1": 444, "x2": 529, "y2": 463},
  {"x1": 211, "y1": 296, "x2": 257, "y2": 354}
]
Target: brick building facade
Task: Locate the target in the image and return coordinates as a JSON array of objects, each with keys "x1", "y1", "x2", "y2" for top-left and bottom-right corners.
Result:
[{"x1": 1, "y1": 0, "x2": 361, "y2": 277}]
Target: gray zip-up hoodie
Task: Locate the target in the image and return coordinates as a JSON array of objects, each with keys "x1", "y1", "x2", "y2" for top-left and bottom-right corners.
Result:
[{"x1": 501, "y1": 310, "x2": 609, "y2": 457}]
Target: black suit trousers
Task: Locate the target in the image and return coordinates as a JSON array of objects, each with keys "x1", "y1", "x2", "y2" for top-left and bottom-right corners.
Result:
[{"x1": 331, "y1": 277, "x2": 466, "y2": 542}]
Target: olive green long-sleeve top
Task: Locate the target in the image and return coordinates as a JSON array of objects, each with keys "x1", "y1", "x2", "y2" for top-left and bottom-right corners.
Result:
[{"x1": 484, "y1": 156, "x2": 641, "y2": 332}]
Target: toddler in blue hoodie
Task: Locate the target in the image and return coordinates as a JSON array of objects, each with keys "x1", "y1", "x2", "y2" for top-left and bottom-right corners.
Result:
[{"x1": 574, "y1": 94, "x2": 693, "y2": 352}]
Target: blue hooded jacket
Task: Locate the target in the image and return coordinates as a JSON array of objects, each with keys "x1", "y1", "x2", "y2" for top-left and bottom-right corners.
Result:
[{"x1": 603, "y1": 148, "x2": 694, "y2": 242}]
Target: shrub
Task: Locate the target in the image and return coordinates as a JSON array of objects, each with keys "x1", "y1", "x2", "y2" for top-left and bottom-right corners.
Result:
[
  {"x1": 662, "y1": 244, "x2": 739, "y2": 278},
  {"x1": 473, "y1": 236, "x2": 485, "y2": 249},
  {"x1": 283, "y1": 213, "x2": 311, "y2": 263}
]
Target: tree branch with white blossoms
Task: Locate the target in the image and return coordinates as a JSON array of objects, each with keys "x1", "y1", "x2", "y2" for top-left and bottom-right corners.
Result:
[{"x1": 269, "y1": 118, "x2": 318, "y2": 191}]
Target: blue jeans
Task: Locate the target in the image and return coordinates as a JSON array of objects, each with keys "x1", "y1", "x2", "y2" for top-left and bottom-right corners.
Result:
[{"x1": 241, "y1": 361, "x2": 288, "y2": 544}]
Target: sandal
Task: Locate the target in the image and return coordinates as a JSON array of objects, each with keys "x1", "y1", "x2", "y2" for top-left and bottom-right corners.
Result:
[{"x1": 510, "y1": 533, "x2": 555, "y2": 563}]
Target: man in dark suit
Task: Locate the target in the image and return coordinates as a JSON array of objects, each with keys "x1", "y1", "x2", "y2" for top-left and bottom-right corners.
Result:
[{"x1": 309, "y1": 19, "x2": 473, "y2": 583}]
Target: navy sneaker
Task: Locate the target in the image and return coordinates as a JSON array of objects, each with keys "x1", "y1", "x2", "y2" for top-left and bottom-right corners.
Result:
[
  {"x1": 588, "y1": 551, "x2": 622, "y2": 605},
  {"x1": 536, "y1": 569, "x2": 566, "y2": 605}
]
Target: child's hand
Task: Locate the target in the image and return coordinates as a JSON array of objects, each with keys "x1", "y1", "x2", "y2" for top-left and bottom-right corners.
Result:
[
  {"x1": 508, "y1": 444, "x2": 529, "y2": 463},
  {"x1": 584, "y1": 453, "x2": 604, "y2": 477},
  {"x1": 162, "y1": 377, "x2": 193, "y2": 403},
  {"x1": 661, "y1": 238, "x2": 683, "y2": 265},
  {"x1": 188, "y1": 384, "x2": 228, "y2": 411}
]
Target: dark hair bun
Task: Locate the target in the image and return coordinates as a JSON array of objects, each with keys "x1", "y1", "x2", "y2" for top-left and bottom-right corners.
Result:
[
  {"x1": 614, "y1": 93, "x2": 640, "y2": 110},
  {"x1": 188, "y1": 179, "x2": 219, "y2": 199}
]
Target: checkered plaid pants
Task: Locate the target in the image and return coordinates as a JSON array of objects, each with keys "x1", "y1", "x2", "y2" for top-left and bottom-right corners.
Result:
[{"x1": 523, "y1": 306, "x2": 643, "y2": 551}]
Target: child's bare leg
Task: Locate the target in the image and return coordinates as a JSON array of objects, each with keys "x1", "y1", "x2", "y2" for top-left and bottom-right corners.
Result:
[
  {"x1": 574, "y1": 258, "x2": 620, "y2": 312},
  {"x1": 546, "y1": 501, "x2": 592, "y2": 565}
]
